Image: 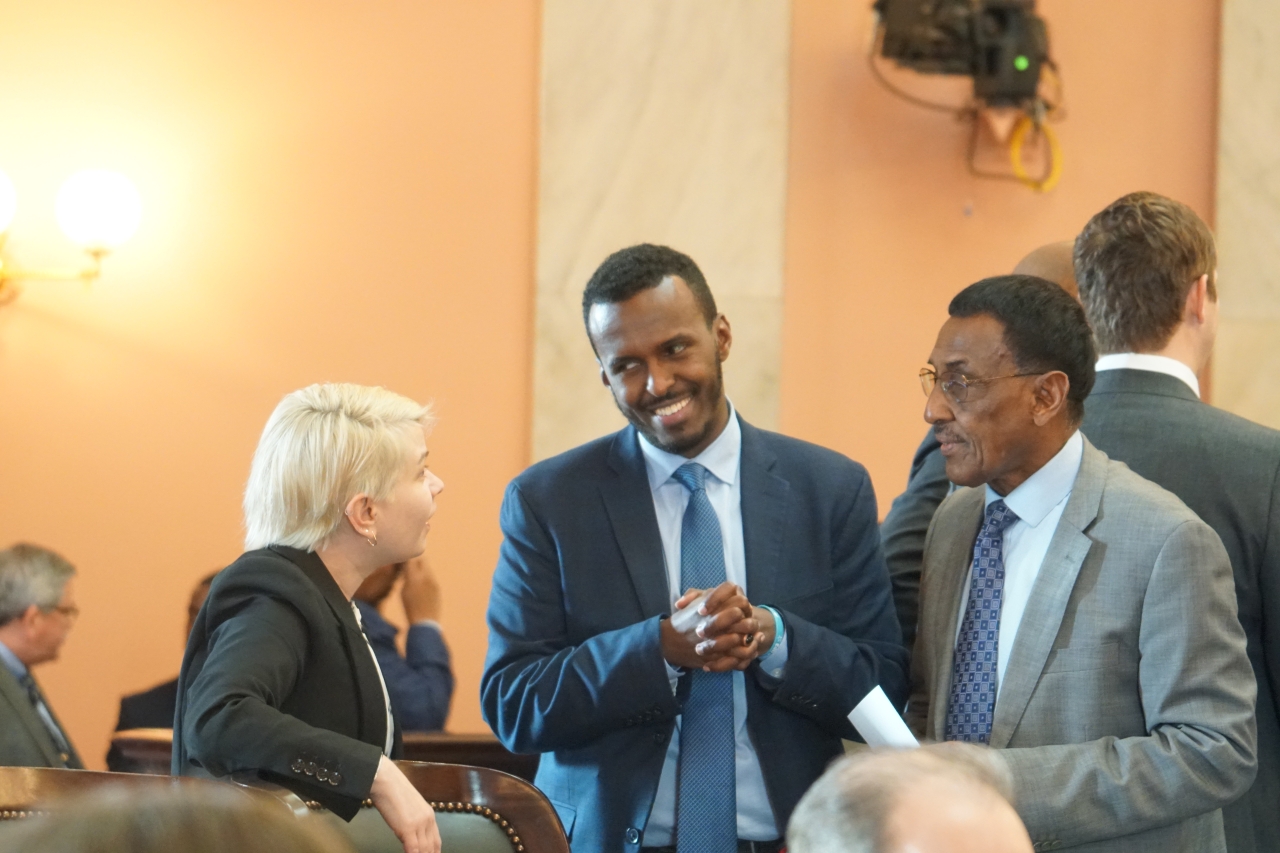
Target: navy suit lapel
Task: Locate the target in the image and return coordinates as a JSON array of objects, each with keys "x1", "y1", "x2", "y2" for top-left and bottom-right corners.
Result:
[
  {"x1": 602, "y1": 427, "x2": 672, "y2": 617},
  {"x1": 739, "y1": 419, "x2": 790, "y2": 604}
]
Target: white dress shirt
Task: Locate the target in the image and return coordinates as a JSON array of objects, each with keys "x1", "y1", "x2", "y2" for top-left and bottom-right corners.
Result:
[
  {"x1": 638, "y1": 407, "x2": 786, "y2": 844},
  {"x1": 955, "y1": 431, "x2": 1084, "y2": 694},
  {"x1": 1096, "y1": 353, "x2": 1200, "y2": 398}
]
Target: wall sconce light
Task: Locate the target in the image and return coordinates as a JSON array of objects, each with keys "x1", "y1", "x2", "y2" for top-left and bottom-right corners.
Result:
[{"x1": 0, "y1": 168, "x2": 142, "y2": 305}]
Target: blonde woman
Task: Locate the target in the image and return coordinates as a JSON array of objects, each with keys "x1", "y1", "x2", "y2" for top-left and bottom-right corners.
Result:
[{"x1": 173, "y1": 384, "x2": 444, "y2": 853}]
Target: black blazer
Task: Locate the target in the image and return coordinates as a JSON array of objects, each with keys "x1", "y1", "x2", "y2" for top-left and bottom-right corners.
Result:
[
  {"x1": 172, "y1": 546, "x2": 398, "y2": 819},
  {"x1": 1082, "y1": 368, "x2": 1280, "y2": 853}
]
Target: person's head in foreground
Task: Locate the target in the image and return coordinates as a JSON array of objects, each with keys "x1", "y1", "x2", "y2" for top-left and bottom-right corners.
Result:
[
  {"x1": 923, "y1": 275, "x2": 1096, "y2": 495},
  {"x1": 0, "y1": 783, "x2": 355, "y2": 853},
  {"x1": 244, "y1": 382, "x2": 443, "y2": 569},
  {"x1": 583, "y1": 242, "x2": 732, "y2": 459},
  {"x1": 0, "y1": 543, "x2": 78, "y2": 668},
  {"x1": 787, "y1": 744, "x2": 1033, "y2": 853},
  {"x1": 1074, "y1": 190, "x2": 1217, "y2": 370}
]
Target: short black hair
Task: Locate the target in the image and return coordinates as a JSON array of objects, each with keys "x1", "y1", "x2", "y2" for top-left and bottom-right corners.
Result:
[
  {"x1": 949, "y1": 275, "x2": 1096, "y2": 424},
  {"x1": 581, "y1": 244, "x2": 718, "y2": 333}
]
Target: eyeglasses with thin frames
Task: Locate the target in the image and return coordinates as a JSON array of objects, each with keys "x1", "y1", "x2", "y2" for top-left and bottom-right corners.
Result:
[{"x1": 919, "y1": 367, "x2": 1042, "y2": 404}]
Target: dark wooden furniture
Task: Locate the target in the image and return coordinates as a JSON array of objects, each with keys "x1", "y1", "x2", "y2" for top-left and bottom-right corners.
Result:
[
  {"x1": 111, "y1": 728, "x2": 544, "y2": 784},
  {"x1": 108, "y1": 728, "x2": 175, "y2": 776},
  {"x1": 233, "y1": 761, "x2": 568, "y2": 853},
  {"x1": 0, "y1": 765, "x2": 232, "y2": 819},
  {"x1": 402, "y1": 732, "x2": 540, "y2": 782}
]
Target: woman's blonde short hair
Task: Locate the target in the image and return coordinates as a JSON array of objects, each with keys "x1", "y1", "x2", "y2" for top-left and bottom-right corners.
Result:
[{"x1": 243, "y1": 383, "x2": 434, "y2": 551}]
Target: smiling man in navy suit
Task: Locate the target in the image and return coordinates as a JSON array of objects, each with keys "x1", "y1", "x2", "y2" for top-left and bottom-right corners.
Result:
[{"x1": 482, "y1": 244, "x2": 908, "y2": 853}]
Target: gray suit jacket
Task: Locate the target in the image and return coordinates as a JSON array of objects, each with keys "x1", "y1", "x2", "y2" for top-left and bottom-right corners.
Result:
[
  {"x1": 0, "y1": 664, "x2": 83, "y2": 769},
  {"x1": 909, "y1": 438, "x2": 1256, "y2": 852},
  {"x1": 1082, "y1": 368, "x2": 1280, "y2": 853}
]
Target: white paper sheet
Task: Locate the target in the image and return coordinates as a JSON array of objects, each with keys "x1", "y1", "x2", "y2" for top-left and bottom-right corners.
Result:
[{"x1": 847, "y1": 686, "x2": 919, "y2": 748}]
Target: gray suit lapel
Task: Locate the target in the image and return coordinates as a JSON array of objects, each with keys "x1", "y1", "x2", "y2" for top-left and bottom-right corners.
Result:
[
  {"x1": 738, "y1": 419, "x2": 789, "y2": 604},
  {"x1": 0, "y1": 665, "x2": 64, "y2": 766},
  {"x1": 990, "y1": 439, "x2": 1105, "y2": 747},
  {"x1": 602, "y1": 428, "x2": 671, "y2": 617},
  {"x1": 928, "y1": 488, "x2": 986, "y2": 740}
]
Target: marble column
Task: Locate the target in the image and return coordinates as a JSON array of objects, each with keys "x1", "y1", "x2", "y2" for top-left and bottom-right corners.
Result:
[
  {"x1": 1214, "y1": 0, "x2": 1280, "y2": 425},
  {"x1": 533, "y1": 0, "x2": 792, "y2": 462}
]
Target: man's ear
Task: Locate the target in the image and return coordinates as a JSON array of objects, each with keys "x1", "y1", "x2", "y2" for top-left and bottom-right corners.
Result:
[
  {"x1": 1031, "y1": 371, "x2": 1070, "y2": 426},
  {"x1": 714, "y1": 314, "x2": 732, "y2": 362},
  {"x1": 1185, "y1": 273, "x2": 1211, "y2": 325},
  {"x1": 598, "y1": 362, "x2": 611, "y2": 388},
  {"x1": 18, "y1": 603, "x2": 41, "y2": 631}
]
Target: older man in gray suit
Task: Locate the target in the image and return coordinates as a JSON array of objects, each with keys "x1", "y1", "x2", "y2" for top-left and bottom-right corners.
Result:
[
  {"x1": 1075, "y1": 192, "x2": 1280, "y2": 853},
  {"x1": 909, "y1": 276, "x2": 1256, "y2": 852},
  {"x1": 0, "y1": 543, "x2": 84, "y2": 769}
]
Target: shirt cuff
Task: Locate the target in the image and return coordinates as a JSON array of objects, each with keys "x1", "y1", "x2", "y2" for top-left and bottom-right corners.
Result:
[
  {"x1": 410, "y1": 620, "x2": 442, "y2": 632},
  {"x1": 755, "y1": 605, "x2": 788, "y2": 680},
  {"x1": 663, "y1": 660, "x2": 681, "y2": 694}
]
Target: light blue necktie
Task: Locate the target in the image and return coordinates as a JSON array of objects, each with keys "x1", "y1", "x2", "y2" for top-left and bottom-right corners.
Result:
[
  {"x1": 945, "y1": 499, "x2": 1019, "y2": 744},
  {"x1": 671, "y1": 462, "x2": 737, "y2": 853}
]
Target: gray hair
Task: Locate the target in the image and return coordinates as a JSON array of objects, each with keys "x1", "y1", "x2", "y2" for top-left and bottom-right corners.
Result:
[
  {"x1": 786, "y1": 744, "x2": 1015, "y2": 853},
  {"x1": 0, "y1": 544, "x2": 76, "y2": 626}
]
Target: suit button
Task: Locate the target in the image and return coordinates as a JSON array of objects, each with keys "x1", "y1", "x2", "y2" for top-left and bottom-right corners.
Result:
[
  {"x1": 624, "y1": 827, "x2": 640, "y2": 845},
  {"x1": 330, "y1": 772, "x2": 342, "y2": 786},
  {"x1": 653, "y1": 732, "x2": 665, "y2": 744},
  {"x1": 316, "y1": 768, "x2": 328, "y2": 783},
  {"x1": 291, "y1": 759, "x2": 304, "y2": 773},
  {"x1": 305, "y1": 761, "x2": 318, "y2": 776}
]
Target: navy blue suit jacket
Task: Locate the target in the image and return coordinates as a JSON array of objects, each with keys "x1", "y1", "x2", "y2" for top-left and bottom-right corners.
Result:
[
  {"x1": 481, "y1": 418, "x2": 908, "y2": 852},
  {"x1": 354, "y1": 600, "x2": 454, "y2": 731}
]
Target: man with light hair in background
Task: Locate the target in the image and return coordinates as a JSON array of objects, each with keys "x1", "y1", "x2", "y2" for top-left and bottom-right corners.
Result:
[
  {"x1": 0, "y1": 543, "x2": 84, "y2": 768},
  {"x1": 1075, "y1": 190, "x2": 1280, "y2": 853},
  {"x1": 787, "y1": 744, "x2": 1033, "y2": 853}
]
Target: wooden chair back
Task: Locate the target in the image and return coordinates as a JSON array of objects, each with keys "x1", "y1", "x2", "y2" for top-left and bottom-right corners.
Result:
[
  {"x1": 108, "y1": 727, "x2": 175, "y2": 775},
  {"x1": 401, "y1": 732, "x2": 539, "y2": 782}
]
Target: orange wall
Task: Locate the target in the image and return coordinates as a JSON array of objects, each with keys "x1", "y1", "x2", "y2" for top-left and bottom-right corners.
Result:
[
  {"x1": 782, "y1": 0, "x2": 1220, "y2": 500},
  {"x1": 0, "y1": 1, "x2": 539, "y2": 767},
  {"x1": 0, "y1": 0, "x2": 1219, "y2": 772}
]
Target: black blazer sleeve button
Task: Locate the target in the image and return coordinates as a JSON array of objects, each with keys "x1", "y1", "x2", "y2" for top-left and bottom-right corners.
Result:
[
  {"x1": 291, "y1": 759, "x2": 305, "y2": 773},
  {"x1": 330, "y1": 772, "x2": 342, "y2": 786}
]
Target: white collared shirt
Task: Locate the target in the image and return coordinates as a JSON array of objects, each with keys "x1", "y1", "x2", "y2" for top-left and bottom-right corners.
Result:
[
  {"x1": 955, "y1": 431, "x2": 1084, "y2": 694},
  {"x1": 637, "y1": 407, "x2": 784, "y2": 844},
  {"x1": 1096, "y1": 353, "x2": 1200, "y2": 398}
]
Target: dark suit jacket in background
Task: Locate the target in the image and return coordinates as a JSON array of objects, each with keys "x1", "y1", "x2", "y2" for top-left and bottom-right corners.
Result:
[
  {"x1": 880, "y1": 430, "x2": 948, "y2": 652},
  {"x1": 1082, "y1": 368, "x2": 1280, "y2": 853},
  {"x1": 173, "y1": 546, "x2": 397, "y2": 820},
  {"x1": 0, "y1": 664, "x2": 84, "y2": 769},
  {"x1": 106, "y1": 677, "x2": 178, "y2": 772},
  {"x1": 354, "y1": 600, "x2": 453, "y2": 731},
  {"x1": 482, "y1": 417, "x2": 909, "y2": 853}
]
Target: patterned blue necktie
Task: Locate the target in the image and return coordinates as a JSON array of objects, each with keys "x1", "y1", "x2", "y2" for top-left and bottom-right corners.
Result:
[
  {"x1": 671, "y1": 462, "x2": 737, "y2": 853},
  {"x1": 945, "y1": 498, "x2": 1019, "y2": 744}
]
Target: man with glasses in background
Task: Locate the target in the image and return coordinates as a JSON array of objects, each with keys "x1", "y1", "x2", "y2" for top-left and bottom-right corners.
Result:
[
  {"x1": 909, "y1": 276, "x2": 1255, "y2": 853},
  {"x1": 0, "y1": 542, "x2": 84, "y2": 768}
]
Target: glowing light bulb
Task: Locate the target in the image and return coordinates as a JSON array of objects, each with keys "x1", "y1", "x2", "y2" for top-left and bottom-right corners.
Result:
[
  {"x1": 0, "y1": 171, "x2": 16, "y2": 235},
  {"x1": 55, "y1": 170, "x2": 141, "y2": 251}
]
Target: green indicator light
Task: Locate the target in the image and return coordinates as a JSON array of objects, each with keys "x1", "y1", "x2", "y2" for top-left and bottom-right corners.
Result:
[{"x1": 1014, "y1": 55, "x2": 1030, "y2": 72}]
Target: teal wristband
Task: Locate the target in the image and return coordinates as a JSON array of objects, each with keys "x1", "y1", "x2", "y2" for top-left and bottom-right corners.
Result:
[{"x1": 757, "y1": 605, "x2": 785, "y2": 658}]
